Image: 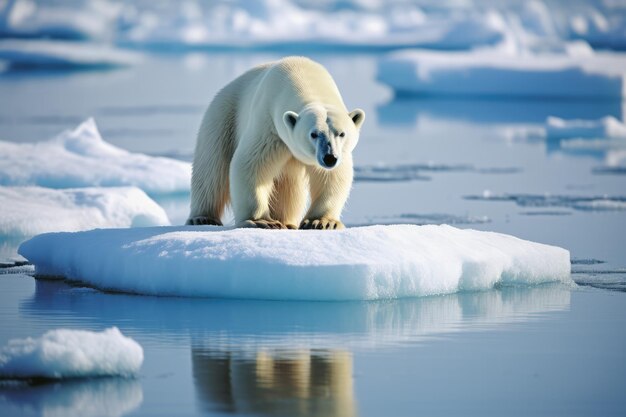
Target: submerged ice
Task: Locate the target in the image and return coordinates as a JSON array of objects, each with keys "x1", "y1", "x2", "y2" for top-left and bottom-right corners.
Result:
[
  {"x1": 19, "y1": 225, "x2": 571, "y2": 301},
  {"x1": 0, "y1": 327, "x2": 143, "y2": 380}
]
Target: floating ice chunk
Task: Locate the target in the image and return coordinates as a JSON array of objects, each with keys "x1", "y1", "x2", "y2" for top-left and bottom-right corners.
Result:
[
  {"x1": 0, "y1": 40, "x2": 140, "y2": 69},
  {"x1": 377, "y1": 49, "x2": 626, "y2": 98},
  {"x1": 545, "y1": 116, "x2": 626, "y2": 140},
  {"x1": 465, "y1": 192, "x2": 626, "y2": 212},
  {"x1": 0, "y1": 119, "x2": 191, "y2": 195},
  {"x1": 0, "y1": 327, "x2": 143, "y2": 380},
  {"x1": 19, "y1": 225, "x2": 571, "y2": 301},
  {"x1": 0, "y1": 186, "x2": 170, "y2": 237}
]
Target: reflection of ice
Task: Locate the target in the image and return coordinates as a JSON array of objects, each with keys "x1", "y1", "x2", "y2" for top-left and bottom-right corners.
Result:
[
  {"x1": 21, "y1": 279, "x2": 571, "y2": 351},
  {"x1": 0, "y1": 378, "x2": 143, "y2": 417},
  {"x1": 377, "y1": 96, "x2": 624, "y2": 126}
]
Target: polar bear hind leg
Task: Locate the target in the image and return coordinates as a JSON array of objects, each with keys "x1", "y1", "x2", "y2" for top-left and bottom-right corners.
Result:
[{"x1": 187, "y1": 90, "x2": 237, "y2": 226}]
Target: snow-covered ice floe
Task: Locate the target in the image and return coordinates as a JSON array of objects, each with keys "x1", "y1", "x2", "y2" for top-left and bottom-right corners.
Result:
[
  {"x1": 0, "y1": 186, "x2": 170, "y2": 237},
  {"x1": 377, "y1": 49, "x2": 626, "y2": 98},
  {"x1": 0, "y1": 327, "x2": 143, "y2": 380},
  {"x1": 0, "y1": 40, "x2": 140, "y2": 69},
  {"x1": 0, "y1": 118, "x2": 191, "y2": 195},
  {"x1": 19, "y1": 225, "x2": 571, "y2": 301}
]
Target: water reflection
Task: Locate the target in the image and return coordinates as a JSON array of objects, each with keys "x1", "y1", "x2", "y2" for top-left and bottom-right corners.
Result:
[
  {"x1": 21, "y1": 280, "x2": 570, "y2": 350},
  {"x1": 192, "y1": 348, "x2": 355, "y2": 417},
  {"x1": 0, "y1": 378, "x2": 142, "y2": 417},
  {"x1": 378, "y1": 96, "x2": 624, "y2": 126}
]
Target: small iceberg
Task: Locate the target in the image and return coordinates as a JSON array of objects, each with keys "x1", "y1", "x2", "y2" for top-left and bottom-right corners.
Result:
[
  {"x1": 377, "y1": 49, "x2": 626, "y2": 98},
  {"x1": 0, "y1": 119, "x2": 191, "y2": 195},
  {"x1": 0, "y1": 40, "x2": 140, "y2": 70},
  {"x1": 0, "y1": 327, "x2": 143, "y2": 380},
  {"x1": 19, "y1": 225, "x2": 572, "y2": 301},
  {"x1": 0, "y1": 186, "x2": 170, "y2": 237}
]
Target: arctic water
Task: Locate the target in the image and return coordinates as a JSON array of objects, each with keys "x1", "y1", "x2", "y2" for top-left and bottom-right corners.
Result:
[{"x1": 1, "y1": 51, "x2": 626, "y2": 415}]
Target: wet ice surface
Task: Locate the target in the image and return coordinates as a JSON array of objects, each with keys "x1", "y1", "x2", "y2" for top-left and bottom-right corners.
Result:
[{"x1": 1, "y1": 51, "x2": 626, "y2": 415}]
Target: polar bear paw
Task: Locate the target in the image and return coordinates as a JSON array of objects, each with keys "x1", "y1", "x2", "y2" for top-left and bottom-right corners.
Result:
[
  {"x1": 186, "y1": 216, "x2": 223, "y2": 226},
  {"x1": 239, "y1": 219, "x2": 288, "y2": 229},
  {"x1": 300, "y1": 218, "x2": 344, "y2": 230}
]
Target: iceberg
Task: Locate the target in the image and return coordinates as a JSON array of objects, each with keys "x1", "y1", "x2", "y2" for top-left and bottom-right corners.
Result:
[
  {"x1": 19, "y1": 225, "x2": 571, "y2": 301},
  {"x1": 0, "y1": 186, "x2": 170, "y2": 237},
  {"x1": 0, "y1": 40, "x2": 140, "y2": 69},
  {"x1": 0, "y1": 327, "x2": 143, "y2": 380},
  {"x1": 377, "y1": 49, "x2": 626, "y2": 98},
  {"x1": 0, "y1": 118, "x2": 191, "y2": 195}
]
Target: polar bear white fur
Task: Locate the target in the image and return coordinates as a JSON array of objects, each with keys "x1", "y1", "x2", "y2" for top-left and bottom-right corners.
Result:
[{"x1": 186, "y1": 56, "x2": 365, "y2": 229}]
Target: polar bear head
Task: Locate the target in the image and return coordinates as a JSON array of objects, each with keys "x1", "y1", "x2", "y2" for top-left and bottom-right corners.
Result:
[{"x1": 282, "y1": 104, "x2": 365, "y2": 170}]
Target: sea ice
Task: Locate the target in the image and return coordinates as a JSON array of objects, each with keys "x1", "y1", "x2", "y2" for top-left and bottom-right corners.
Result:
[
  {"x1": 377, "y1": 49, "x2": 626, "y2": 98},
  {"x1": 19, "y1": 224, "x2": 571, "y2": 301},
  {"x1": 0, "y1": 118, "x2": 191, "y2": 195},
  {"x1": 0, "y1": 327, "x2": 143, "y2": 379},
  {"x1": 0, "y1": 186, "x2": 170, "y2": 237},
  {"x1": 545, "y1": 116, "x2": 626, "y2": 140},
  {"x1": 0, "y1": 39, "x2": 140, "y2": 69}
]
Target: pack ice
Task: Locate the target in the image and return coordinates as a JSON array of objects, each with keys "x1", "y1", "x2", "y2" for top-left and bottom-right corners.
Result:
[
  {"x1": 19, "y1": 225, "x2": 571, "y2": 301},
  {"x1": 0, "y1": 119, "x2": 190, "y2": 195},
  {"x1": 378, "y1": 49, "x2": 626, "y2": 98},
  {"x1": 0, "y1": 327, "x2": 143, "y2": 379},
  {"x1": 0, "y1": 186, "x2": 170, "y2": 237}
]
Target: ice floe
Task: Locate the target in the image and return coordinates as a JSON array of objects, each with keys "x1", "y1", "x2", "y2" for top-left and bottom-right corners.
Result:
[
  {"x1": 377, "y1": 49, "x2": 626, "y2": 98},
  {"x1": 545, "y1": 116, "x2": 626, "y2": 140},
  {"x1": 19, "y1": 224, "x2": 571, "y2": 301},
  {"x1": 0, "y1": 39, "x2": 140, "y2": 69},
  {"x1": 0, "y1": 118, "x2": 191, "y2": 195},
  {"x1": 0, "y1": 327, "x2": 143, "y2": 380},
  {"x1": 0, "y1": 186, "x2": 170, "y2": 237}
]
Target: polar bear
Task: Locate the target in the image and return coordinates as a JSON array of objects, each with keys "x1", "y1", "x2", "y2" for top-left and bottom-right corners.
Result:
[{"x1": 186, "y1": 56, "x2": 365, "y2": 229}]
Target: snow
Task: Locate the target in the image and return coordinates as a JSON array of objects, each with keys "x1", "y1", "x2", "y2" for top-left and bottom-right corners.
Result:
[
  {"x1": 0, "y1": 118, "x2": 191, "y2": 195},
  {"x1": 19, "y1": 224, "x2": 571, "y2": 301},
  {"x1": 377, "y1": 49, "x2": 626, "y2": 98},
  {"x1": 0, "y1": 186, "x2": 170, "y2": 237},
  {"x1": 0, "y1": 39, "x2": 140, "y2": 69},
  {"x1": 545, "y1": 116, "x2": 626, "y2": 140},
  {"x1": 0, "y1": 327, "x2": 143, "y2": 379}
]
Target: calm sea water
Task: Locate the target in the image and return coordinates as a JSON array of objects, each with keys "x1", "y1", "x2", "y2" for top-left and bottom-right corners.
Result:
[{"x1": 1, "y1": 52, "x2": 626, "y2": 416}]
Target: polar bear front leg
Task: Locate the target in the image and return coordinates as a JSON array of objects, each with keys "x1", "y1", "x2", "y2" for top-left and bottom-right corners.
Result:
[
  {"x1": 230, "y1": 137, "x2": 291, "y2": 229},
  {"x1": 301, "y1": 156, "x2": 353, "y2": 230}
]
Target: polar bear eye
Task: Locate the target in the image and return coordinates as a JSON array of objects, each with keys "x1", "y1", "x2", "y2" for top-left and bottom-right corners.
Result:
[
  {"x1": 310, "y1": 132, "x2": 318, "y2": 139},
  {"x1": 339, "y1": 132, "x2": 345, "y2": 138}
]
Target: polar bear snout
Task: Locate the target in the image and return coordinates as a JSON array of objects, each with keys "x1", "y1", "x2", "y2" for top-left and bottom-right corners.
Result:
[{"x1": 316, "y1": 136, "x2": 339, "y2": 169}]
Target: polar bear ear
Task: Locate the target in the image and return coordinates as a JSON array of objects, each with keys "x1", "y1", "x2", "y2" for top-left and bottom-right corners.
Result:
[
  {"x1": 283, "y1": 111, "x2": 299, "y2": 131},
  {"x1": 349, "y1": 109, "x2": 365, "y2": 129}
]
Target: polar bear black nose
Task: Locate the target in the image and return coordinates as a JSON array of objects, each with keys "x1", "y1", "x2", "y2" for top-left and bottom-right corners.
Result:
[{"x1": 323, "y1": 154, "x2": 338, "y2": 167}]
